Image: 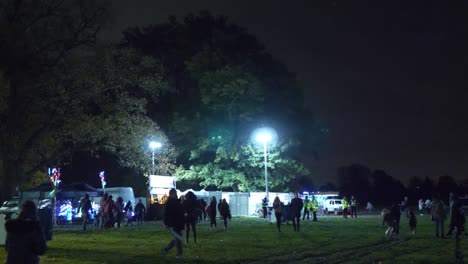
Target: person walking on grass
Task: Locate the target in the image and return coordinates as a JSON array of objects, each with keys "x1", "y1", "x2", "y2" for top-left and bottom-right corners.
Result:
[
  {"x1": 390, "y1": 203, "x2": 401, "y2": 238},
  {"x1": 425, "y1": 198, "x2": 432, "y2": 214},
  {"x1": 449, "y1": 192, "x2": 455, "y2": 217},
  {"x1": 218, "y1": 198, "x2": 231, "y2": 229},
  {"x1": 342, "y1": 196, "x2": 349, "y2": 219},
  {"x1": 5, "y1": 200, "x2": 47, "y2": 264},
  {"x1": 183, "y1": 191, "x2": 198, "y2": 244},
  {"x1": 302, "y1": 196, "x2": 310, "y2": 221},
  {"x1": 311, "y1": 195, "x2": 319, "y2": 222},
  {"x1": 99, "y1": 193, "x2": 108, "y2": 229},
  {"x1": 431, "y1": 194, "x2": 447, "y2": 239},
  {"x1": 350, "y1": 196, "x2": 358, "y2": 218},
  {"x1": 200, "y1": 198, "x2": 207, "y2": 222},
  {"x1": 447, "y1": 193, "x2": 459, "y2": 236},
  {"x1": 382, "y1": 208, "x2": 393, "y2": 238},
  {"x1": 161, "y1": 189, "x2": 184, "y2": 259},
  {"x1": 114, "y1": 197, "x2": 124, "y2": 228},
  {"x1": 418, "y1": 198, "x2": 424, "y2": 216},
  {"x1": 451, "y1": 199, "x2": 466, "y2": 263},
  {"x1": 105, "y1": 195, "x2": 115, "y2": 228},
  {"x1": 262, "y1": 197, "x2": 268, "y2": 218},
  {"x1": 290, "y1": 192, "x2": 304, "y2": 232},
  {"x1": 208, "y1": 196, "x2": 218, "y2": 229},
  {"x1": 134, "y1": 199, "x2": 146, "y2": 226},
  {"x1": 125, "y1": 200, "x2": 133, "y2": 226},
  {"x1": 195, "y1": 199, "x2": 202, "y2": 224},
  {"x1": 78, "y1": 193, "x2": 92, "y2": 230},
  {"x1": 401, "y1": 196, "x2": 409, "y2": 219},
  {"x1": 273, "y1": 196, "x2": 284, "y2": 232},
  {"x1": 409, "y1": 209, "x2": 417, "y2": 235}
]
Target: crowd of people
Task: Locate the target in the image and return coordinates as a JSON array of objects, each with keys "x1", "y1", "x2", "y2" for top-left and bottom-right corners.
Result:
[
  {"x1": 3, "y1": 189, "x2": 466, "y2": 261},
  {"x1": 87, "y1": 194, "x2": 146, "y2": 230},
  {"x1": 161, "y1": 190, "x2": 231, "y2": 258},
  {"x1": 382, "y1": 193, "x2": 466, "y2": 241}
]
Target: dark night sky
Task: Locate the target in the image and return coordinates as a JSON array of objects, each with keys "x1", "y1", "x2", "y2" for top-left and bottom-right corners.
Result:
[{"x1": 100, "y1": 0, "x2": 468, "y2": 185}]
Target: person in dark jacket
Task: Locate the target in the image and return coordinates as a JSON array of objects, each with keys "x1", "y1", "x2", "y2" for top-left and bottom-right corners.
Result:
[
  {"x1": 134, "y1": 199, "x2": 146, "y2": 226},
  {"x1": 105, "y1": 195, "x2": 115, "y2": 228},
  {"x1": 273, "y1": 196, "x2": 284, "y2": 232},
  {"x1": 161, "y1": 189, "x2": 185, "y2": 258},
  {"x1": 290, "y1": 192, "x2": 304, "y2": 232},
  {"x1": 262, "y1": 197, "x2": 268, "y2": 218},
  {"x1": 99, "y1": 193, "x2": 109, "y2": 229},
  {"x1": 78, "y1": 193, "x2": 92, "y2": 230},
  {"x1": 218, "y1": 199, "x2": 231, "y2": 229},
  {"x1": 452, "y1": 199, "x2": 466, "y2": 262},
  {"x1": 5, "y1": 200, "x2": 47, "y2": 264},
  {"x1": 200, "y1": 198, "x2": 207, "y2": 221},
  {"x1": 183, "y1": 191, "x2": 198, "y2": 244},
  {"x1": 114, "y1": 197, "x2": 124, "y2": 228},
  {"x1": 431, "y1": 194, "x2": 447, "y2": 238},
  {"x1": 208, "y1": 197, "x2": 217, "y2": 229},
  {"x1": 124, "y1": 200, "x2": 133, "y2": 226}
]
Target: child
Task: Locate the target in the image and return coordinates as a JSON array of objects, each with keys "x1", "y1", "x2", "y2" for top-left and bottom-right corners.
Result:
[{"x1": 409, "y1": 209, "x2": 417, "y2": 234}]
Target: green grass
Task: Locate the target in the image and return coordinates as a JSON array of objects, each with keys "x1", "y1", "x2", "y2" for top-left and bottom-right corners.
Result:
[{"x1": 0, "y1": 215, "x2": 465, "y2": 263}]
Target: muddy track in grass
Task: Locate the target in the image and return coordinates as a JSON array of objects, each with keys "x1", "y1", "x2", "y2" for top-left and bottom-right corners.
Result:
[{"x1": 242, "y1": 239, "x2": 401, "y2": 264}]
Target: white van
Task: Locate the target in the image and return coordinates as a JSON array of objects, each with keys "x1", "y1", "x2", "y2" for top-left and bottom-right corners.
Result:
[{"x1": 323, "y1": 199, "x2": 343, "y2": 215}]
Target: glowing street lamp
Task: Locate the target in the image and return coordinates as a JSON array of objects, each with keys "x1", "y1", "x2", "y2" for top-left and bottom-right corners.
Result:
[
  {"x1": 253, "y1": 127, "x2": 276, "y2": 200},
  {"x1": 149, "y1": 141, "x2": 162, "y2": 175}
]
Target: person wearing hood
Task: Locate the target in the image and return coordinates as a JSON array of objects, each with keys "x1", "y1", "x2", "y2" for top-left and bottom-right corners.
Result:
[
  {"x1": 5, "y1": 200, "x2": 47, "y2": 264},
  {"x1": 161, "y1": 189, "x2": 185, "y2": 258}
]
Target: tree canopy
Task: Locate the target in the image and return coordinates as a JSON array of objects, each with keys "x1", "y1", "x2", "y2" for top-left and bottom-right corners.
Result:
[
  {"x1": 122, "y1": 11, "x2": 316, "y2": 192},
  {"x1": 0, "y1": 1, "x2": 173, "y2": 201}
]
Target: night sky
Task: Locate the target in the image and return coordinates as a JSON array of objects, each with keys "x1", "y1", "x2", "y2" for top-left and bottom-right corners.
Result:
[{"x1": 100, "y1": 0, "x2": 468, "y2": 185}]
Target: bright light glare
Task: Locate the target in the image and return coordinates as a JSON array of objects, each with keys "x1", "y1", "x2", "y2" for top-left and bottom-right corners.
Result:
[
  {"x1": 149, "y1": 141, "x2": 162, "y2": 150},
  {"x1": 252, "y1": 127, "x2": 276, "y2": 144},
  {"x1": 255, "y1": 132, "x2": 272, "y2": 143}
]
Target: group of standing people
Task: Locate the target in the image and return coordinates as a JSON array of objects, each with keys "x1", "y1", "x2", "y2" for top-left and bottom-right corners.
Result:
[
  {"x1": 93, "y1": 193, "x2": 145, "y2": 230},
  {"x1": 302, "y1": 195, "x2": 319, "y2": 222},
  {"x1": 417, "y1": 197, "x2": 433, "y2": 215},
  {"x1": 382, "y1": 192, "x2": 466, "y2": 241},
  {"x1": 271, "y1": 192, "x2": 321, "y2": 232},
  {"x1": 341, "y1": 196, "x2": 359, "y2": 218}
]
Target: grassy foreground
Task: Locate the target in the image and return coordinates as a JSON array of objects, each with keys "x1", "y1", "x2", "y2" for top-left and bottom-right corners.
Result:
[{"x1": 0, "y1": 214, "x2": 465, "y2": 263}]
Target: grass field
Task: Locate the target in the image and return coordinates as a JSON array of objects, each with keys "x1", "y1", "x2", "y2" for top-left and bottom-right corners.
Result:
[{"x1": 0, "y1": 214, "x2": 465, "y2": 263}]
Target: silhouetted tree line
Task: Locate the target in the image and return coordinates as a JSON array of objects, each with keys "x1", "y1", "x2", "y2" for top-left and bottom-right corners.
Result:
[{"x1": 332, "y1": 164, "x2": 468, "y2": 207}]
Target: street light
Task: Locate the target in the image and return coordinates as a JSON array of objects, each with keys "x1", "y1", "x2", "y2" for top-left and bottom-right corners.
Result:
[
  {"x1": 149, "y1": 141, "x2": 162, "y2": 175},
  {"x1": 253, "y1": 127, "x2": 276, "y2": 201}
]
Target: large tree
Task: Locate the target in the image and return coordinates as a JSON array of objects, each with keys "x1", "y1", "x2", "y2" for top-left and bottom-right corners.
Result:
[
  {"x1": 337, "y1": 164, "x2": 372, "y2": 203},
  {"x1": 370, "y1": 170, "x2": 407, "y2": 206},
  {"x1": 0, "y1": 0, "x2": 104, "y2": 201},
  {"x1": 122, "y1": 11, "x2": 317, "y2": 191},
  {"x1": 0, "y1": 1, "x2": 173, "y2": 201}
]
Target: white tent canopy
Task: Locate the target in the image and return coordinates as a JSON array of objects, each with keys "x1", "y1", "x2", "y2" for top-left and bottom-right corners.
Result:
[{"x1": 181, "y1": 189, "x2": 209, "y2": 198}]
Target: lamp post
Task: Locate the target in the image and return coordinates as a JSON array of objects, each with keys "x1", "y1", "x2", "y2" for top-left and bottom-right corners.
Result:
[
  {"x1": 149, "y1": 141, "x2": 162, "y2": 175},
  {"x1": 254, "y1": 129, "x2": 274, "y2": 200}
]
